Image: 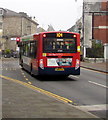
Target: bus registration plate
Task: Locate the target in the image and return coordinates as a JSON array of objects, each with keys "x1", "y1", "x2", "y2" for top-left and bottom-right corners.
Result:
[{"x1": 55, "y1": 68, "x2": 64, "y2": 71}]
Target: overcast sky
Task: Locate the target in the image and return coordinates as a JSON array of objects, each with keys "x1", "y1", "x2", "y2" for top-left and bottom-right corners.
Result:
[{"x1": 1, "y1": 0, "x2": 83, "y2": 31}]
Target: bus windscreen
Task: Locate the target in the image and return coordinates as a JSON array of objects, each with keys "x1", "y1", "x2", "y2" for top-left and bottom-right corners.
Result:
[{"x1": 43, "y1": 37, "x2": 77, "y2": 53}]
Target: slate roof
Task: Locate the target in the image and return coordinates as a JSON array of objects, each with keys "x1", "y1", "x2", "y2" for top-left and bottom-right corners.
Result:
[{"x1": 1, "y1": 8, "x2": 39, "y2": 25}]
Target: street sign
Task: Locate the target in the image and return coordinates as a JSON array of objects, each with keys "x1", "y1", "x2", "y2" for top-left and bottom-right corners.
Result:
[{"x1": 11, "y1": 38, "x2": 16, "y2": 41}]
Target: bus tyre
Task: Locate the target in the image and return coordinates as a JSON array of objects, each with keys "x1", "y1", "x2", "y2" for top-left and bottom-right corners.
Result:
[{"x1": 20, "y1": 61, "x2": 24, "y2": 70}]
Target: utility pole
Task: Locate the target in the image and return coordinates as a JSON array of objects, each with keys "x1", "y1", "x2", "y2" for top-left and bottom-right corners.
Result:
[{"x1": 82, "y1": 0, "x2": 86, "y2": 59}]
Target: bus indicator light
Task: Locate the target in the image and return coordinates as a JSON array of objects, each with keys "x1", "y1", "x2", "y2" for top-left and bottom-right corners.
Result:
[
  {"x1": 77, "y1": 46, "x2": 80, "y2": 52},
  {"x1": 43, "y1": 34, "x2": 46, "y2": 37},
  {"x1": 43, "y1": 53, "x2": 46, "y2": 56},
  {"x1": 73, "y1": 35, "x2": 76, "y2": 38}
]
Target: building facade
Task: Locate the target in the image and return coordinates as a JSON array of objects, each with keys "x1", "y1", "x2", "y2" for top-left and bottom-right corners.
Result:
[
  {"x1": 68, "y1": 1, "x2": 108, "y2": 61},
  {"x1": 92, "y1": 2, "x2": 108, "y2": 61},
  {"x1": 0, "y1": 8, "x2": 5, "y2": 50},
  {"x1": 0, "y1": 8, "x2": 38, "y2": 51}
]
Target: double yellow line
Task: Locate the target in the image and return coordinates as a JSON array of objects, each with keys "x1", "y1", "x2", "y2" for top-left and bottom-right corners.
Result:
[{"x1": 0, "y1": 74, "x2": 73, "y2": 104}]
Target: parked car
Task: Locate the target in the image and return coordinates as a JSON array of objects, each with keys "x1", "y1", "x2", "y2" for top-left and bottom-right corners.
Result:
[
  {"x1": 13, "y1": 52, "x2": 19, "y2": 58},
  {"x1": 4, "y1": 54, "x2": 11, "y2": 58},
  {"x1": 4, "y1": 49, "x2": 11, "y2": 58}
]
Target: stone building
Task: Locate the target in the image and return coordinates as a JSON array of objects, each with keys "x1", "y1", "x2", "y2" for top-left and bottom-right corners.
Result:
[
  {"x1": 67, "y1": 17, "x2": 82, "y2": 37},
  {"x1": 0, "y1": 8, "x2": 5, "y2": 50},
  {"x1": 0, "y1": 8, "x2": 39, "y2": 51}
]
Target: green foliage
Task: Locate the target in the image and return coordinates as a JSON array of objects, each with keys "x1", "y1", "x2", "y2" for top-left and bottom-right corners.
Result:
[
  {"x1": 87, "y1": 40, "x2": 104, "y2": 58},
  {"x1": 92, "y1": 41, "x2": 103, "y2": 49},
  {"x1": 5, "y1": 49, "x2": 11, "y2": 54}
]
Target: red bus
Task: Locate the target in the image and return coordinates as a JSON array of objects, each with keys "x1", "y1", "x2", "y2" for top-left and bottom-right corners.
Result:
[{"x1": 19, "y1": 31, "x2": 80, "y2": 76}]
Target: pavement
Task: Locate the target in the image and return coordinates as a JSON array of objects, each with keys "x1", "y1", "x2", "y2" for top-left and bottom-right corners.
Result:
[
  {"x1": 1, "y1": 58, "x2": 107, "y2": 119},
  {"x1": 81, "y1": 61, "x2": 108, "y2": 73}
]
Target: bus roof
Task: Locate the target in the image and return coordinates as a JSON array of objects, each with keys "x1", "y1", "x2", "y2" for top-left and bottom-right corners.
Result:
[
  {"x1": 37, "y1": 31, "x2": 79, "y2": 35},
  {"x1": 20, "y1": 31, "x2": 79, "y2": 41}
]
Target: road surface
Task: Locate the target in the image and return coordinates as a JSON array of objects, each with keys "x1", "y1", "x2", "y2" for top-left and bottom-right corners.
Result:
[{"x1": 1, "y1": 58, "x2": 107, "y2": 118}]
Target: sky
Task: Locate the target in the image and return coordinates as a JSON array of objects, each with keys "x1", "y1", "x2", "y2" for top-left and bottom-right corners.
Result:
[{"x1": 1, "y1": 0, "x2": 83, "y2": 31}]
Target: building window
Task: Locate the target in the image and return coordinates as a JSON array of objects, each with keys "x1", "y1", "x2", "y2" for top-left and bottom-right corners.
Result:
[
  {"x1": 0, "y1": 9, "x2": 3, "y2": 15},
  {"x1": 0, "y1": 23, "x2": 2, "y2": 29}
]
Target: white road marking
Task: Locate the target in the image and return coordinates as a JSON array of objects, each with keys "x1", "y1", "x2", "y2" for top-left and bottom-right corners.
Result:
[
  {"x1": 88, "y1": 81, "x2": 108, "y2": 89},
  {"x1": 69, "y1": 75, "x2": 79, "y2": 79},
  {"x1": 76, "y1": 104, "x2": 108, "y2": 111}
]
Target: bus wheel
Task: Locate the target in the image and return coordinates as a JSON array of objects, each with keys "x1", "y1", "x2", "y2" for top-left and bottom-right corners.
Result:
[{"x1": 21, "y1": 60, "x2": 24, "y2": 69}]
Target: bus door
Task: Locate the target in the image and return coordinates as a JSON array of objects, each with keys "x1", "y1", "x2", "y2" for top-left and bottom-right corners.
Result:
[{"x1": 30, "y1": 40, "x2": 38, "y2": 71}]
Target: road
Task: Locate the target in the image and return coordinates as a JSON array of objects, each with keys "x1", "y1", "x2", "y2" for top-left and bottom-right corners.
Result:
[{"x1": 1, "y1": 58, "x2": 107, "y2": 119}]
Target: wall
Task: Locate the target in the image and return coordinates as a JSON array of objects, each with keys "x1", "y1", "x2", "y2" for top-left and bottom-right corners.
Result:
[
  {"x1": 104, "y1": 43, "x2": 108, "y2": 62},
  {"x1": 3, "y1": 16, "x2": 22, "y2": 37},
  {"x1": 101, "y1": 2, "x2": 107, "y2": 11},
  {"x1": 94, "y1": 15, "x2": 108, "y2": 44},
  {"x1": 22, "y1": 17, "x2": 31, "y2": 36},
  {"x1": 2, "y1": 14, "x2": 38, "y2": 50},
  {"x1": 0, "y1": 11, "x2": 3, "y2": 50},
  {"x1": 84, "y1": 15, "x2": 92, "y2": 48},
  {"x1": 31, "y1": 22, "x2": 37, "y2": 34}
]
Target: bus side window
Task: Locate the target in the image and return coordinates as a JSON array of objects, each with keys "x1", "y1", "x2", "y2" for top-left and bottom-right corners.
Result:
[
  {"x1": 28, "y1": 43, "x2": 31, "y2": 57},
  {"x1": 30, "y1": 41, "x2": 36, "y2": 58},
  {"x1": 23, "y1": 43, "x2": 26, "y2": 56},
  {"x1": 25, "y1": 42, "x2": 30, "y2": 57}
]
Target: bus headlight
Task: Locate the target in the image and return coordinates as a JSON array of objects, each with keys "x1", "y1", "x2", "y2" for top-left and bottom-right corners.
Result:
[
  {"x1": 40, "y1": 59, "x2": 44, "y2": 69},
  {"x1": 75, "y1": 59, "x2": 80, "y2": 70}
]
